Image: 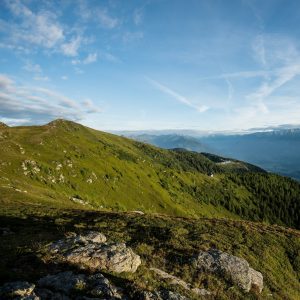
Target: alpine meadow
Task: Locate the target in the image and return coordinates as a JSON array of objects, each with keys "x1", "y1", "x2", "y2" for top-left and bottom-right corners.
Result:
[{"x1": 1, "y1": 1, "x2": 300, "y2": 300}]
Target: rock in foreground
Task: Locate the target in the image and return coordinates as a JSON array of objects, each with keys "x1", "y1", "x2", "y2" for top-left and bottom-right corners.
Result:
[
  {"x1": 193, "y1": 249, "x2": 263, "y2": 293},
  {"x1": 49, "y1": 231, "x2": 141, "y2": 273},
  {"x1": 0, "y1": 281, "x2": 38, "y2": 299}
]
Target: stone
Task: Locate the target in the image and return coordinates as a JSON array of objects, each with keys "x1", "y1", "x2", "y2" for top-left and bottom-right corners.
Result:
[
  {"x1": 0, "y1": 281, "x2": 38, "y2": 299},
  {"x1": 88, "y1": 273, "x2": 123, "y2": 299},
  {"x1": 35, "y1": 288, "x2": 71, "y2": 300},
  {"x1": 138, "y1": 290, "x2": 188, "y2": 300},
  {"x1": 38, "y1": 271, "x2": 87, "y2": 294},
  {"x1": 37, "y1": 271, "x2": 124, "y2": 299},
  {"x1": 249, "y1": 267, "x2": 264, "y2": 293},
  {"x1": 193, "y1": 249, "x2": 263, "y2": 293},
  {"x1": 150, "y1": 268, "x2": 211, "y2": 297},
  {"x1": 49, "y1": 232, "x2": 141, "y2": 273},
  {"x1": 1, "y1": 227, "x2": 14, "y2": 235}
]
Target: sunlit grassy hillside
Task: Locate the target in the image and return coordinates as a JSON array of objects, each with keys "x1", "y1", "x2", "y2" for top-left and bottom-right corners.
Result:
[{"x1": 0, "y1": 119, "x2": 299, "y2": 228}]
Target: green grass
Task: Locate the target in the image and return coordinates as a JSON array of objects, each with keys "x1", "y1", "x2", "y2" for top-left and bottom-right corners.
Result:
[
  {"x1": 1, "y1": 120, "x2": 300, "y2": 298},
  {"x1": 0, "y1": 119, "x2": 299, "y2": 228},
  {"x1": 0, "y1": 203, "x2": 299, "y2": 299}
]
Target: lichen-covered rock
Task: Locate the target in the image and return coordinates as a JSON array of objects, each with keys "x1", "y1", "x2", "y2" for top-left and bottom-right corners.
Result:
[
  {"x1": 49, "y1": 232, "x2": 141, "y2": 273},
  {"x1": 37, "y1": 271, "x2": 124, "y2": 299},
  {"x1": 150, "y1": 268, "x2": 211, "y2": 297},
  {"x1": 249, "y1": 267, "x2": 264, "y2": 293},
  {"x1": 193, "y1": 249, "x2": 263, "y2": 293},
  {"x1": 35, "y1": 288, "x2": 71, "y2": 300},
  {"x1": 138, "y1": 290, "x2": 188, "y2": 300},
  {"x1": 0, "y1": 281, "x2": 38, "y2": 299},
  {"x1": 38, "y1": 271, "x2": 87, "y2": 294},
  {"x1": 88, "y1": 273, "x2": 123, "y2": 299}
]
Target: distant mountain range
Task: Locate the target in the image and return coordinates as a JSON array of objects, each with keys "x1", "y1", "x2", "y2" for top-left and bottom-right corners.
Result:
[{"x1": 122, "y1": 128, "x2": 300, "y2": 180}]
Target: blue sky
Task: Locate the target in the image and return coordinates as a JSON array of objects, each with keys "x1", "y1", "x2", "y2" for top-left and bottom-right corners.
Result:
[{"x1": 1, "y1": 0, "x2": 300, "y2": 131}]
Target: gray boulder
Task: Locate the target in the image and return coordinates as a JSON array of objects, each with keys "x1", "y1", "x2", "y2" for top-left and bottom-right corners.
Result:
[
  {"x1": 38, "y1": 271, "x2": 87, "y2": 294},
  {"x1": 150, "y1": 268, "x2": 211, "y2": 297},
  {"x1": 249, "y1": 267, "x2": 264, "y2": 293},
  {"x1": 49, "y1": 231, "x2": 141, "y2": 273},
  {"x1": 193, "y1": 249, "x2": 263, "y2": 293},
  {"x1": 0, "y1": 281, "x2": 39, "y2": 299},
  {"x1": 37, "y1": 271, "x2": 124, "y2": 299},
  {"x1": 139, "y1": 290, "x2": 188, "y2": 300}
]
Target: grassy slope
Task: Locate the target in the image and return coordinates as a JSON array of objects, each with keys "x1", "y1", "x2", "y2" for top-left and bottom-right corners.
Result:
[
  {"x1": 0, "y1": 120, "x2": 300, "y2": 299},
  {"x1": 0, "y1": 119, "x2": 299, "y2": 228},
  {"x1": 0, "y1": 203, "x2": 299, "y2": 299}
]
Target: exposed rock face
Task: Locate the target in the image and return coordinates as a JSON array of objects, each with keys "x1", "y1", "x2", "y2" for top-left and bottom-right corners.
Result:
[
  {"x1": 38, "y1": 271, "x2": 87, "y2": 294},
  {"x1": 150, "y1": 268, "x2": 211, "y2": 297},
  {"x1": 249, "y1": 267, "x2": 264, "y2": 293},
  {"x1": 37, "y1": 271, "x2": 124, "y2": 299},
  {"x1": 0, "y1": 122, "x2": 8, "y2": 128},
  {"x1": 0, "y1": 281, "x2": 38, "y2": 299},
  {"x1": 193, "y1": 249, "x2": 263, "y2": 293},
  {"x1": 49, "y1": 231, "x2": 141, "y2": 273},
  {"x1": 139, "y1": 290, "x2": 188, "y2": 300},
  {"x1": 0, "y1": 271, "x2": 126, "y2": 299}
]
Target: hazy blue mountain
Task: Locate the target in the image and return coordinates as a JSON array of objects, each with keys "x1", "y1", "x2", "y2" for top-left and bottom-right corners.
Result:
[
  {"x1": 128, "y1": 129, "x2": 300, "y2": 180},
  {"x1": 201, "y1": 129, "x2": 300, "y2": 180},
  {"x1": 131, "y1": 134, "x2": 212, "y2": 153}
]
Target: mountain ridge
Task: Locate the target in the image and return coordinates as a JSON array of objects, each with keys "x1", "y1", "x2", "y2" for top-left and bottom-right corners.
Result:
[{"x1": 0, "y1": 119, "x2": 299, "y2": 228}]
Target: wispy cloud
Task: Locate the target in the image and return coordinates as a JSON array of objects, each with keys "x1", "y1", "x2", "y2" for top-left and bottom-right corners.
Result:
[
  {"x1": 61, "y1": 36, "x2": 83, "y2": 57},
  {"x1": 77, "y1": 1, "x2": 119, "y2": 29},
  {"x1": 4, "y1": 0, "x2": 64, "y2": 49},
  {"x1": 133, "y1": 8, "x2": 143, "y2": 25},
  {"x1": 71, "y1": 52, "x2": 118, "y2": 65},
  {"x1": 147, "y1": 78, "x2": 209, "y2": 113},
  {"x1": 97, "y1": 9, "x2": 119, "y2": 29},
  {"x1": 33, "y1": 76, "x2": 49, "y2": 82},
  {"x1": 83, "y1": 53, "x2": 97, "y2": 64},
  {"x1": 247, "y1": 64, "x2": 300, "y2": 102},
  {"x1": 122, "y1": 31, "x2": 144, "y2": 43},
  {"x1": 224, "y1": 77, "x2": 234, "y2": 104},
  {"x1": 252, "y1": 34, "x2": 267, "y2": 66},
  {"x1": 0, "y1": 74, "x2": 101, "y2": 124},
  {"x1": 199, "y1": 70, "x2": 269, "y2": 80},
  {"x1": 23, "y1": 62, "x2": 42, "y2": 73}
]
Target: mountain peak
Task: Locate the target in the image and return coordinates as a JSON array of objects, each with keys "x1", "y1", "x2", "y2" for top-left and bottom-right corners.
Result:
[
  {"x1": 46, "y1": 119, "x2": 84, "y2": 131},
  {"x1": 0, "y1": 122, "x2": 9, "y2": 128}
]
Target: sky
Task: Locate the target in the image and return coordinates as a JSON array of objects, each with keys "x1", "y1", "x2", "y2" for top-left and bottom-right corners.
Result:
[{"x1": 1, "y1": 0, "x2": 300, "y2": 131}]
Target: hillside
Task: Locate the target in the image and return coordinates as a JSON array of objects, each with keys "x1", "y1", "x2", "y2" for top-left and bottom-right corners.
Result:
[
  {"x1": 1, "y1": 119, "x2": 300, "y2": 299},
  {"x1": 0, "y1": 119, "x2": 300, "y2": 229},
  {"x1": 129, "y1": 130, "x2": 300, "y2": 180},
  {"x1": 0, "y1": 204, "x2": 299, "y2": 299}
]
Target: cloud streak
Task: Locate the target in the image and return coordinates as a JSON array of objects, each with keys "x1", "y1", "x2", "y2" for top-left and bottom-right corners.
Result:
[
  {"x1": 0, "y1": 74, "x2": 101, "y2": 125},
  {"x1": 147, "y1": 78, "x2": 209, "y2": 112}
]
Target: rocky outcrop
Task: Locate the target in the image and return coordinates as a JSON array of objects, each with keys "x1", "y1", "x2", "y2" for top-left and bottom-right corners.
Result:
[
  {"x1": 0, "y1": 271, "x2": 125, "y2": 299},
  {"x1": 139, "y1": 290, "x2": 188, "y2": 300},
  {"x1": 193, "y1": 249, "x2": 263, "y2": 293},
  {"x1": 0, "y1": 281, "x2": 38, "y2": 299},
  {"x1": 150, "y1": 268, "x2": 211, "y2": 297},
  {"x1": 37, "y1": 271, "x2": 124, "y2": 299},
  {"x1": 0, "y1": 122, "x2": 8, "y2": 128},
  {"x1": 249, "y1": 267, "x2": 264, "y2": 293},
  {"x1": 49, "y1": 231, "x2": 141, "y2": 273}
]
